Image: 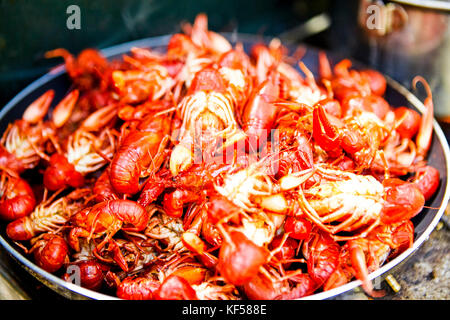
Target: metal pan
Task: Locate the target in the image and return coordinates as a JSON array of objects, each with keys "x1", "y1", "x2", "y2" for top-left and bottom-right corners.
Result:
[{"x1": 0, "y1": 34, "x2": 449, "y2": 300}]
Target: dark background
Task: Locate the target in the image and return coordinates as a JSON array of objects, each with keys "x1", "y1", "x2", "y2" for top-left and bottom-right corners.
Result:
[{"x1": 0, "y1": 0, "x2": 359, "y2": 108}]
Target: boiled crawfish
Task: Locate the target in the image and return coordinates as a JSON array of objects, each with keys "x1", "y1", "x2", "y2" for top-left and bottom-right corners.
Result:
[{"x1": 6, "y1": 188, "x2": 90, "y2": 241}]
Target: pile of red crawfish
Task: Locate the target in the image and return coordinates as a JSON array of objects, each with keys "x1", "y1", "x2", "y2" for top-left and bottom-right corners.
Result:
[{"x1": 0, "y1": 14, "x2": 441, "y2": 300}]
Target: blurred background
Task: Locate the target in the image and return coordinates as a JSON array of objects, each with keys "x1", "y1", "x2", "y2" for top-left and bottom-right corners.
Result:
[{"x1": 1, "y1": 0, "x2": 448, "y2": 120}]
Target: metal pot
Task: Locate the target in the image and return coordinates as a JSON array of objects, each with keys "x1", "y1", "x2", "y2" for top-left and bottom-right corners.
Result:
[
  {"x1": 0, "y1": 34, "x2": 449, "y2": 300},
  {"x1": 357, "y1": 0, "x2": 450, "y2": 119}
]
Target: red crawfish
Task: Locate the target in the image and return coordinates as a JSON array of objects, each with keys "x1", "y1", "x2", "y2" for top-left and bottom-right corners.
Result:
[
  {"x1": 138, "y1": 156, "x2": 238, "y2": 209},
  {"x1": 117, "y1": 276, "x2": 161, "y2": 300},
  {"x1": 93, "y1": 167, "x2": 119, "y2": 203},
  {"x1": 63, "y1": 238, "x2": 113, "y2": 290},
  {"x1": 302, "y1": 228, "x2": 341, "y2": 288},
  {"x1": 154, "y1": 268, "x2": 239, "y2": 301},
  {"x1": 212, "y1": 162, "x2": 288, "y2": 248},
  {"x1": 217, "y1": 230, "x2": 270, "y2": 286},
  {"x1": 43, "y1": 104, "x2": 118, "y2": 191},
  {"x1": 270, "y1": 109, "x2": 314, "y2": 178},
  {"x1": 116, "y1": 254, "x2": 208, "y2": 300},
  {"x1": 180, "y1": 230, "x2": 219, "y2": 270},
  {"x1": 411, "y1": 165, "x2": 440, "y2": 201},
  {"x1": 243, "y1": 269, "x2": 316, "y2": 300},
  {"x1": 158, "y1": 159, "x2": 236, "y2": 219},
  {"x1": 111, "y1": 62, "x2": 175, "y2": 105},
  {"x1": 237, "y1": 41, "x2": 288, "y2": 151},
  {"x1": 182, "y1": 13, "x2": 232, "y2": 58},
  {"x1": 204, "y1": 169, "x2": 285, "y2": 255},
  {"x1": 319, "y1": 55, "x2": 391, "y2": 126},
  {"x1": 154, "y1": 275, "x2": 198, "y2": 300},
  {"x1": 371, "y1": 77, "x2": 435, "y2": 176},
  {"x1": 68, "y1": 200, "x2": 150, "y2": 271},
  {"x1": 0, "y1": 168, "x2": 36, "y2": 221},
  {"x1": 218, "y1": 45, "x2": 255, "y2": 112},
  {"x1": 318, "y1": 53, "x2": 385, "y2": 101},
  {"x1": 191, "y1": 279, "x2": 241, "y2": 300},
  {"x1": 116, "y1": 258, "x2": 212, "y2": 301},
  {"x1": 324, "y1": 220, "x2": 414, "y2": 297},
  {"x1": 183, "y1": 203, "x2": 222, "y2": 247},
  {"x1": 169, "y1": 67, "x2": 246, "y2": 175},
  {"x1": 110, "y1": 103, "x2": 171, "y2": 195},
  {"x1": 240, "y1": 69, "x2": 281, "y2": 151},
  {"x1": 292, "y1": 165, "x2": 424, "y2": 240},
  {"x1": 29, "y1": 233, "x2": 69, "y2": 273},
  {"x1": 45, "y1": 48, "x2": 118, "y2": 127},
  {"x1": 6, "y1": 188, "x2": 90, "y2": 241},
  {"x1": 312, "y1": 102, "x2": 390, "y2": 170},
  {"x1": 0, "y1": 89, "x2": 79, "y2": 173},
  {"x1": 158, "y1": 255, "x2": 210, "y2": 287},
  {"x1": 393, "y1": 105, "x2": 421, "y2": 140},
  {"x1": 268, "y1": 234, "x2": 300, "y2": 270},
  {"x1": 165, "y1": 32, "x2": 213, "y2": 96},
  {"x1": 167, "y1": 33, "x2": 202, "y2": 59},
  {"x1": 412, "y1": 76, "x2": 435, "y2": 161},
  {"x1": 45, "y1": 48, "x2": 110, "y2": 91},
  {"x1": 169, "y1": 46, "x2": 213, "y2": 94},
  {"x1": 89, "y1": 235, "x2": 157, "y2": 275},
  {"x1": 143, "y1": 205, "x2": 186, "y2": 253},
  {"x1": 285, "y1": 61, "x2": 326, "y2": 108},
  {"x1": 380, "y1": 177, "x2": 425, "y2": 225},
  {"x1": 127, "y1": 46, "x2": 185, "y2": 81},
  {"x1": 342, "y1": 94, "x2": 390, "y2": 121}
]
